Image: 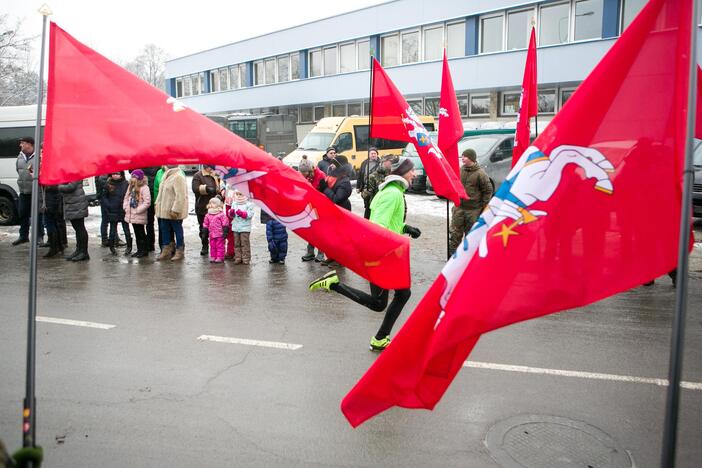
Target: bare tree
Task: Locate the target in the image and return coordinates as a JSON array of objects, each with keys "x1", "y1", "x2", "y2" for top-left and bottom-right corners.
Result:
[
  {"x1": 0, "y1": 14, "x2": 43, "y2": 106},
  {"x1": 124, "y1": 44, "x2": 168, "y2": 90}
]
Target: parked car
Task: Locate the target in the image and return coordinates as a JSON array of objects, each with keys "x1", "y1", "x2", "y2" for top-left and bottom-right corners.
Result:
[
  {"x1": 693, "y1": 139, "x2": 702, "y2": 218},
  {"x1": 426, "y1": 129, "x2": 517, "y2": 195}
]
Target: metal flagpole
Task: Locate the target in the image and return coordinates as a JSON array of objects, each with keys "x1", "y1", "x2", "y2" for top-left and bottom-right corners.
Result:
[
  {"x1": 660, "y1": 0, "x2": 698, "y2": 465},
  {"x1": 23, "y1": 4, "x2": 52, "y2": 459},
  {"x1": 446, "y1": 199, "x2": 450, "y2": 260}
]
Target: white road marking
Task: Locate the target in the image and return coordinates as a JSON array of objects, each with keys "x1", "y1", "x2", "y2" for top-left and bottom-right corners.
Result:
[
  {"x1": 36, "y1": 316, "x2": 116, "y2": 330},
  {"x1": 463, "y1": 361, "x2": 702, "y2": 390},
  {"x1": 197, "y1": 335, "x2": 303, "y2": 350}
]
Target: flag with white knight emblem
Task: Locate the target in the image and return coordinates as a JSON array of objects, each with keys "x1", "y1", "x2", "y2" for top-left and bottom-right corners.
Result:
[{"x1": 342, "y1": 0, "x2": 694, "y2": 427}]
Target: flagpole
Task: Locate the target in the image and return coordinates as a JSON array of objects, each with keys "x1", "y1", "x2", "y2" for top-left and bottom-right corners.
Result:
[
  {"x1": 446, "y1": 199, "x2": 450, "y2": 260},
  {"x1": 660, "y1": 0, "x2": 698, "y2": 465},
  {"x1": 23, "y1": 5, "x2": 51, "y2": 459}
]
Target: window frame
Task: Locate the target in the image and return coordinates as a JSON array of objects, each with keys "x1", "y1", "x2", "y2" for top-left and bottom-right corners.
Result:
[
  {"x1": 323, "y1": 45, "x2": 338, "y2": 76},
  {"x1": 332, "y1": 103, "x2": 347, "y2": 117},
  {"x1": 276, "y1": 55, "x2": 290, "y2": 83},
  {"x1": 572, "y1": 0, "x2": 603, "y2": 42},
  {"x1": 356, "y1": 39, "x2": 371, "y2": 70},
  {"x1": 380, "y1": 32, "x2": 400, "y2": 67},
  {"x1": 400, "y1": 28, "x2": 420, "y2": 65},
  {"x1": 559, "y1": 87, "x2": 577, "y2": 109},
  {"x1": 469, "y1": 93, "x2": 491, "y2": 117},
  {"x1": 446, "y1": 20, "x2": 467, "y2": 58},
  {"x1": 339, "y1": 42, "x2": 356, "y2": 74},
  {"x1": 314, "y1": 105, "x2": 326, "y2": 122},
  {"x1": 500, "y1": 91, "x2": 521, "y2": 116},
  {"x1": 290, "y1": 53, "x2": 300, "y2": 80},
  {"x1": 506, "y1": 7, "x2": 537, "y2": 51},
  {"x1": 479, "y1": 12, "x2": 505, "y2": 54},
  {"x1": 308, "y1": 48, "x2": 323, "y2": 78},
  {"x1": 253, "y1": 60, "x2": 265, "y2": 86},
  {"x1": 537, "y1": 88, "x2": 558, "y2": 114},
  {"x1": 538, "y1": 1, "x2": 572, "y2": 46},
  {"x1": 264, "y1": 58, "x2": 276, "y2": 85},
  {"x1": 422, "y1": 23, "x2": 445, "y2": 62}
]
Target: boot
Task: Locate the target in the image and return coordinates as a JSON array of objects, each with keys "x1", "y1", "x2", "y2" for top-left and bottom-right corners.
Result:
[
  {"x1": 314, "y1": 251, "x2": 325, "y2": 262},
  {"x1": 171, "y1": 246, "x2": 184, "y2": 262},
  {"x1": 301, "y1": 244, "x2": 315, "y2": 262},
  {"x1": 157, "y1": 243, "x2": 173, "y2": 261},
  {"x1": 43, "y1": 233, "x2": 61, "y2": 258},
  {"x1": 109, "y1": 239, "x2": 117, "y2": 255},
  {"x1": 200, "y1": 234, "x2": 208, "y2": 256},
  {"x1": 71, "y1": 249, "x2": 90, "y2": 262},
  {"x1": 132, "y1": 237, "x2": 147, "y2": 258},
  {"x1": 65, "y1": 245, "x2": 80, "y2": 261},
  {"x1": 123, "y1": 233, "x2": 133, "y2": 256}
]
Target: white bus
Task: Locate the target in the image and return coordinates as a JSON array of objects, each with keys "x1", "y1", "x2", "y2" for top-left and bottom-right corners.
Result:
[{"x1": 0, "y1": 105, "x2": 96, "y2": 225}]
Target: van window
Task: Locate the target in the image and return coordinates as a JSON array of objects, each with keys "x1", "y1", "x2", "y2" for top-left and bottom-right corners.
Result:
[
  {"x1": 299, "y1": 132, "x2": 335, "y2": 151},
  {"x1": 491, "y1": 138, "x2": 513, "y2": 162},
  {"x1": 0, "y1": 127, "x2": 34, "y2": 159},
  {"x1": 335, "y1": 132, "x2": 353, "y2": 152},
  {"x1": 353, "y1": 125, "x2": 407, "y2": 151}
]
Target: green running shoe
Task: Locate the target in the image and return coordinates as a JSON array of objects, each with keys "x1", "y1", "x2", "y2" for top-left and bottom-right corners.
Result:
[
  {"x1": 369, "y1": 336, "x2": 391, "y2": 352},
  {"x1": 308, "y1": 270, "x2": 339, "y2": 291}
]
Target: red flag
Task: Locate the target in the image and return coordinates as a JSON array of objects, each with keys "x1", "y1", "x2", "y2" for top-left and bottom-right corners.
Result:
[
  {"x1": 342, "y1": 0, "x2": 693, "y2": 427},
  {"x1": 437, "y1": 50, "x2": 463, "y2": 176},
  {"x1": 370, "y1": 58, "x2": 467, "y2": 205},
  {"x1": 513, "y1": 26, "x2": 538, "y2": 166},
  {"x1": 41, "y1": 23, "x2": 410, "y2": 290}
]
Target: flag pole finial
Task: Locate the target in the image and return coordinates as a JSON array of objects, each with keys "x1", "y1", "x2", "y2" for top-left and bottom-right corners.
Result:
[{"x1": 38, "y1": 4, "x2": 53, "y2": 16}]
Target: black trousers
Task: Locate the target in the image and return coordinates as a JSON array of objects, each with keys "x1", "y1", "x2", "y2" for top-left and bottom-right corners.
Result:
[
  {"x1": 146, "y1": 204, "x2": 155, "y2": 250},
  {"x1": 70, "y1": 217, "x2": 88, "y2": 251},
  {"x1": 132, "y1": 223, "x2": 147, "y2": 251},
  {"x1": 108, "y1": 220, "x2": 130, "y2": 243},
  {"x1": 18, "y1": 193, "x2": 44, "y2": 240},
  {"x1": 331, "y1": 282, "x2": 411, "y2": 339}
]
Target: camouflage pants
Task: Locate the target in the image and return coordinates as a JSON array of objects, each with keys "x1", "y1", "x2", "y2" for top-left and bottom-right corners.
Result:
[{"x1": 449, "y1": 207, "x2": 480, "y2": 254}]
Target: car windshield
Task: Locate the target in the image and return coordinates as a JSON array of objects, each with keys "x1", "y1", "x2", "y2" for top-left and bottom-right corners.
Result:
[
  {"x1": 694, "y1": 139, "x2": 702, "y2": 166},
  {"x1": 402, "y1": 133, "x2": 438, "y2": 158},
  {"x1": 298, "y1": 132, "x2": 335, "y2": 151},
  {"x1": 458, "y1": 136, "x2": 502, "y2": 164}
]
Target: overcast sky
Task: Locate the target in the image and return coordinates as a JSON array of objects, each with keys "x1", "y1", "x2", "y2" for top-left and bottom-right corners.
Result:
[{"x1": 4, "y1": 0, "x2": 388, "y2": 65}]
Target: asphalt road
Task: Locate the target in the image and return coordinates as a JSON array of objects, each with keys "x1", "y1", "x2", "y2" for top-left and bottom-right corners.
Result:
[{"x1": 1, "y1": 191, "x2": 701, "y2": 467}]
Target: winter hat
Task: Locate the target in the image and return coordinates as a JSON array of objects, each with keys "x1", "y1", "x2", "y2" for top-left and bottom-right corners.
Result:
[
  {"x1": 391, "y1": 158, "x2": 414, "y2": 176},
  {"x1": 207, "y1": 197, "x2": 223, "y2": 209},
  {"x1": 381, "y1": 154, "x2": 398, "y2": 163},
  {"x1": 233, "y1": 189, "x2": 247, "y2": 203},
  {"x1": 325, "y1": 146, "x2": 337, "y2": 155},
  {"x1": 298, "y1": 159, "x2": 313, "y2": 173},
  {"x1": 462, "y1": 148, "x2": 477, "y2": 162},
  {"x1": 332, "y1": 155, "x2": 348, "y2": 166},
  {"x1": 131, "y1": 169, "x2": 145, "y2": 180},
  {"x1": 19, "y1": 136, "x2": 34, "y2": 145}
]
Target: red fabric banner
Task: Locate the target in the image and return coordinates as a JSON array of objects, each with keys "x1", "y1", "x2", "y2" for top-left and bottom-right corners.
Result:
[
  {"x1": 513, "y1": 27, "x2": 538, "y2": 167},
  {"x1": 342, "y1": 0, "x2": 693, "y2": 427},
  {"x1": 370, "y1": 58, "x2": 467, "y2": 205},
  {"x1": 41, "y1": 23, "x2": 411, "y2": 290},
  {"x1": 437, "y1": 50, "x2": 464, "y2": 176}
]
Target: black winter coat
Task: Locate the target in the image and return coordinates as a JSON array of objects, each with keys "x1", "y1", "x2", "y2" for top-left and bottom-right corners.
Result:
[
  {"x1": 58, "y1": 181, "x2": 88, "y2": 220},
  {"x1": 323, "y1": 164, "x2": 352, "y2": 211},
  {"x1": 101, "y1": 178, "x2": 128, "y2": 221}
]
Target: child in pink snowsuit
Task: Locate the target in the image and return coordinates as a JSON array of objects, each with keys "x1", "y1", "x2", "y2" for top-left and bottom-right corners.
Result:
[{"x1": 202, "y1": 198, "x2": 230, "y2": 263}]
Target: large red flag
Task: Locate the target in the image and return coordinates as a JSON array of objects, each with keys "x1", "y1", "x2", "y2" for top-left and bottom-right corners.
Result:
[
  {"x1": 342, "y1": 0, "x2": 693, "y2": 427},
  {"x1": 437, "y1": 50, "x2": 463, "y2": 176},
  {"x1": 369, "y1": 58, "x2": 467, "y2": 205},
  {"x1": 41, "y1": 23, "x2": 410, "y2": 290},
  {"x1": 513, "y1": 26, "x2": 538, "y2": 166}
]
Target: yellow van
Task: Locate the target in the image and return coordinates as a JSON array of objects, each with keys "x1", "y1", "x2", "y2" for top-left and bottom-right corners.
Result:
[{"x1": 282, "y1": 115, "x2": 435, "y2": 173}]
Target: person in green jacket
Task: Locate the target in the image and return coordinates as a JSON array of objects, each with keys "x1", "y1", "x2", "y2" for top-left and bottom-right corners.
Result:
[{"x1": 308, "y1": 159, "x2": 421, "y2": 351}]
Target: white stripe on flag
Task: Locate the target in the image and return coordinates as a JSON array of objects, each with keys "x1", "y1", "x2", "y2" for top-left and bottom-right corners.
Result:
[
  {"x1": 197, "y1": 335, "x2": 303, "y2": 350},
  {"x1": 36, "y1": 316, "x2": 116, "y2": 330},
  {"x1": 463, "y1": 360, "x2": 702, "y2": 390}
]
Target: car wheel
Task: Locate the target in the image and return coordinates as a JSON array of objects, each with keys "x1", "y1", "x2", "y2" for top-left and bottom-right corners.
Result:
[{"x1": 0, "y1": 195, "x2": 17, "y2": 226}]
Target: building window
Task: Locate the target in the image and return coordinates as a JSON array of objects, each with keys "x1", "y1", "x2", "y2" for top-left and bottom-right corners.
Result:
[
  {"x1": 501, "y1": 91, "x2": 520, "y2": 116},
  {"x1": 323, "y1": 46, "x2": 337, "y2": 76},
  {"x1": 357, "y1": 40, "x2": 370, "y2": 70},
  {"x1": 264, "y1": 58, "x2": 276, "y2": 84},
  {"x1": 254, "y1": 60, "x2": 264, "y2": 85},
  {"x1": 363, "y1": 101, "x2": 370, "y2": 116},
  {"x1": 470, "y1": 94, "x2": 490, "y2": 116},
  {"x1": 309, "y1": 49, "x2": 322, "y2": 77},
  {"x1": 198, "y1": 72, "x2": 205, "y2": 93},
  {"x1": 300, "y1": 106, "x2": 314, "y2": 123},
  {"x1": 210, "y1": 69, "x2": 221, "y2": 92},
  {"x1": 621, "y1": 0, "x2": 647, "y2": 31},
  {"x1": 332, "y1": 104, "x2": 346, "y2": 117},
  {"x1": 314, "y1": 106, "x2": 325, "y2": 121},
  {"x1": 381, "y1": 34, "x2": 399, "y2": 67},
  {"x1": 574, "y1": 0, "x2": 603, "y2": 41},
  {"x1": 238, "y1": 65, "x2": 247, "y2": 87},
  {"x1": 286, "y1": 106, "x2": 299, "y2": 123},
  {"x1": 175, "y1": 78, "x2": 183, "y2": 97},
  {"x1": 560, "y1": 88, "x2": 576, "y2": 108},
  {"x1": 407, "y1": 99, "x2": 423, "y2": 115},
  {"x1": 507, "y1": 8, "x2": 535, "y2": 50},
  {"x1": 457, "y1": 94, "x2": 468, "y2": 116},
  {"x1": 277, "y1": 55, "x2": 290, "y2": 83},
  {"x1": 480, "y1": 14, "x2": 504, "y2": 53},
  {"x1": 340, "y1": 43, "x2": 356, "y2": 73},
  {"x1": 401, "y1": 30, "x2": 419, "y2": 64},
  {"x1": 539, "y1": 2, "x2": 570, "y2": 46},
  {"x1": 538, "y1": 89, "x2": 557, "y2": 113},
  {"x1": 446, "y1": 21, "x2": 466, "y2": 58},
  {"x1": 219, "y1": 67, "x2": 229, "y2": 91},
  {"x1": 291, "y1": 53, "x2": 300, "y2": 80},
  {"x1": 183, "y1": 76, "x2": 191, "y2": 97},
  {"x1": 347, "y1": 103, "x2": 362, "y2": 116},
  {"x1": 229, "y1": 66, "x2": 239, "y2": 89},
  {"x1": 424, "y1": 97, "x2": 440, "y2": 116},
  {"x1": 423, "y1": 25, "x2": 444, "y2": 61}
]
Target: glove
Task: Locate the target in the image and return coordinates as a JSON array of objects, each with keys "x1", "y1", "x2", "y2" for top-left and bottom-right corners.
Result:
[
  {"x1": 318, "y1": 179, "x2": 328, "y2": 191},
  {"x1": 236, "y1": 209, "x2": 248, "y2": 219},
  {"x1": 206, "y1": 186, "x2": 216, "y2": 196},
  {"x1": 403, "y1": 224, "x2": 421, "y2": 239},
  {"x1": 222, "y1": 226, "x2": 230, "y2": 238}
]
